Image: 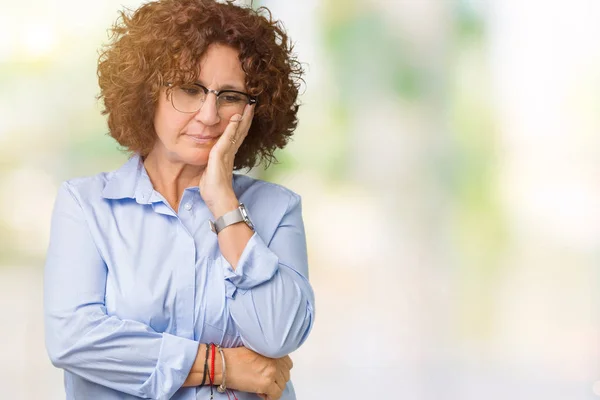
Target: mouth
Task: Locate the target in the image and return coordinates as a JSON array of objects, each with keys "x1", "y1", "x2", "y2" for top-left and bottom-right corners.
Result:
[{"x1": 185, "y1": 134, "x2": 219, "y2": 144}]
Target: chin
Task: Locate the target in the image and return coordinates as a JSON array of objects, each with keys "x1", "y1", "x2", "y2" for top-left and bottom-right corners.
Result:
[{"x1": 179, "y1": 147, "x2": 210, "y2": 166}]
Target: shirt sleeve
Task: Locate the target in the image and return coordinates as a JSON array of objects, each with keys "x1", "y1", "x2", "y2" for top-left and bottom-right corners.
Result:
[
  {"x1": 44, "y1": 182, "x2": 199, "y2": 399},
  {"x1": 219, "y1": 193, "x2": 315, "y2": 358}
]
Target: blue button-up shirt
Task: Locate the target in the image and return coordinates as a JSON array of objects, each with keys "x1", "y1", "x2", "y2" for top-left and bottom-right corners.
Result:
[{"x1": 43, "y1": 154, "x2": 315, "y2": 399}]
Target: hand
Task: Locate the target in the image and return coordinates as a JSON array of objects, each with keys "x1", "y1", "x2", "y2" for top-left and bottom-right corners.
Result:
[
  {"x1": 199, "y1": 103, "x2": 255, "y2": 215},
  {"x1": 223, "y1": 346, "x2": 293, "y2": 400}
]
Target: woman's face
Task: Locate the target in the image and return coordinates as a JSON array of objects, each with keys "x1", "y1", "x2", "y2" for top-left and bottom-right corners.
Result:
[{"x1": 151, "y1": 43, "x2": 248, "y2": 166}]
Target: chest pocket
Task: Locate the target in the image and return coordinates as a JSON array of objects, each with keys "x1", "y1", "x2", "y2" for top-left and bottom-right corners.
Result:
[{"x1": 195, "y1": 257, "x2": 242, "y2": 348}]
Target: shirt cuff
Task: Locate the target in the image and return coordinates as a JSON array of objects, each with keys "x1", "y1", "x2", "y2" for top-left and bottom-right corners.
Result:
[
  {"x1": 139, "y1": 332, "x2": 199, "y2": 399},
  {"x1": 220, "y1": 232, "x2": 279, "y2": 298}
]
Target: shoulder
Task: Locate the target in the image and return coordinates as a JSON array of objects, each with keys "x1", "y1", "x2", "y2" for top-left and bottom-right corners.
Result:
[
  {"x1": 58, "y1": 170, "x2": 117, "y2": 207},
  {"x1": 233, "y1": 174, "x2": 303, "y2": 236},
  {"x1": 234, "y1": 173, "x2": 301, "y2": 211}
]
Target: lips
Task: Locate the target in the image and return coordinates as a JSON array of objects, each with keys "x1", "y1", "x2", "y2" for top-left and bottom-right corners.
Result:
[
  {"x1": 185, "y1": 134, "x2": 220, "y2": 144},
  {"x1": 186, "y1": 134, "x2": 219, "y2": 139}
]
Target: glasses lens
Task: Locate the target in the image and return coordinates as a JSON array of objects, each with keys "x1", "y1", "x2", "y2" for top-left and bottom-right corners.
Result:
[
  {"x1": 217, "y1": 91, "x2": 249, "y2": 115},
  {"x1": 172, "y1": 84, "x2": 205, "y2": 113}
]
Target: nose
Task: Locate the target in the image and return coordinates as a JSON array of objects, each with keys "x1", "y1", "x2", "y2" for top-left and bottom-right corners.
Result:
[{"x1": 193, "y1": 93, "x2": 221, "y2": 126}]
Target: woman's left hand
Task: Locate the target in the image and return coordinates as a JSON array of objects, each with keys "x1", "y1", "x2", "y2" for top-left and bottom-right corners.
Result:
[{"x1": 199, "y1": 103, "x2": 255, "y2": 216}]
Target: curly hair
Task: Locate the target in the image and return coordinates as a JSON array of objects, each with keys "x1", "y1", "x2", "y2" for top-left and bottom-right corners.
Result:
[{"x1": 97, "y1": 0, "x2": 304, "y2": 170}]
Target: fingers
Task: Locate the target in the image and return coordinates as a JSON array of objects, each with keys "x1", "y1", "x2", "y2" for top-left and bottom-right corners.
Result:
[
  {"x1": 235, "y1": 103, "x2": 255, "y2": 139},
  {"x1": 267, "y1": 357, "x2": 291, "y2": 399},
  {"x1": 276, "y1": 358, "x2": 291, "y2": 382},
  {"x1": 274, "y1": 367, "x2": 287, "y2": 392},
  {"x1": 261, "y1": 356, "x2": 291, "y2": 400},
  {"x1": 279, "y1": 355, "x2": 293, "y2": 370},
  {"x1": 239, "y1": 102, "x2": 255, "y2": 121},
  {"x1": 224, "y1": 114, "x2": 242, "y2": 146},
  {"x1": 226, "y1": 103, "x2": 254, "y2": 148},
  {"x1": 265, "y1": 382, "x2": 284, "y2": 400}
]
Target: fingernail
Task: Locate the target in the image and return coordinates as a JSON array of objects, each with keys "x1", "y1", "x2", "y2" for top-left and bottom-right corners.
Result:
[{"x1": 231, "y1": 114, "x2": 242, "y2": 122}]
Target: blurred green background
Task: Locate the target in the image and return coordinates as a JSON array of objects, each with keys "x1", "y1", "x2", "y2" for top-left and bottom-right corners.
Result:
[{"x1": 1, "y1": 0, "x2": 600, "y2": 399}]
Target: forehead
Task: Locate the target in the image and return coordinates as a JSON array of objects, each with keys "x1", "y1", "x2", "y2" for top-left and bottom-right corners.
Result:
[{"x1": 196, "y1": 43, "x2": 246, "y2": 87}]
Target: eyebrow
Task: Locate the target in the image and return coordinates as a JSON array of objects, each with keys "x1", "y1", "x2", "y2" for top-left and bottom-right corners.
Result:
[{"x1": 195, "y1": 81, "x2": 245, "y2": 92}]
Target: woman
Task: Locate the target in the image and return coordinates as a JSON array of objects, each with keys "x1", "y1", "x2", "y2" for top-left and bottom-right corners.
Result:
[{"x1": 43, "y1": 0, "x2": 315, "y2": 399}]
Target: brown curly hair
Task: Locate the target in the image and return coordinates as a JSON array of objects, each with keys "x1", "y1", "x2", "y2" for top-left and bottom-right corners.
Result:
[{"x1": 97, "y1": 0, "x2": 304, "y2": 170}]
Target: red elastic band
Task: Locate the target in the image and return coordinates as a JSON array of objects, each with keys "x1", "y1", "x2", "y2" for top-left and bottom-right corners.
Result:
[{"x1": 210, "y1": 343, "x2": 216, "y2": 385}]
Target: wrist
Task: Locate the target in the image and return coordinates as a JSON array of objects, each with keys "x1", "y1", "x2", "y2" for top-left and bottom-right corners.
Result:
[
  {"x1": 184, "y1": 344, "x2": 209, "y2": 387},
  {"x1": 210, "y1": 196, "x2": 239, "y2": 220},
  {"x1": 212, "y1": 346, "x2": 224, "y2": 386},
  {"x1": 191, "y1": 344, "x2": 209, "y2": 373}
]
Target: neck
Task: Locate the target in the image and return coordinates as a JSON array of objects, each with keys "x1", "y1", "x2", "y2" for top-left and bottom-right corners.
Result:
[{"x1": 143, "y1": 149, "x2": 205, "y2": 211}]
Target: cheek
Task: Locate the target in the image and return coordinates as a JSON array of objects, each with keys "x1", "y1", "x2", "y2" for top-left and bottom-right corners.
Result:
[
  {"x1": 216, "y1": 120, "x2": 230, "y2": 133},
  {"x1": 154, "y1": 105, "x2": 188, "y2": 138}
]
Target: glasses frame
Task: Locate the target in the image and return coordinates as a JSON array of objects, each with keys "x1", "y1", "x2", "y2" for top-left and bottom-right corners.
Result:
[{"x1": 165, "y1": 82, "x2": 257, "y2": 114}]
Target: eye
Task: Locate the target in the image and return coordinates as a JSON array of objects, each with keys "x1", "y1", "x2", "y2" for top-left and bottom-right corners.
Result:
[
  {"x1": 180, "y1": 85, "x2": 202, "y2": 96},
  {"x1": 219, "y1": 92, "x2": 246, "y2": 103}
]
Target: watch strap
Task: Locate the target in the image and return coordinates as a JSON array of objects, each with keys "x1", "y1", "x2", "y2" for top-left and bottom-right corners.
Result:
[
  {"x1": 214, "y1": 208, "x2": 244, "y2": 233},
  {"x1": 209, "y1": 203, "x2": 254, "y2": 234}
]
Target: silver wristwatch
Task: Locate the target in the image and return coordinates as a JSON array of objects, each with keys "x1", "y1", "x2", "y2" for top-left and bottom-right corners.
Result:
[{"x1": 209, "y1": 203, "x2": 255, "y2": 234}]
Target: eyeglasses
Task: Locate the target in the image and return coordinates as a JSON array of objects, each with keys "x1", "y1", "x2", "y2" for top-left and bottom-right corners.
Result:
[{"x1": 166, "y1": 83, "x2": 256, "y2": 115}]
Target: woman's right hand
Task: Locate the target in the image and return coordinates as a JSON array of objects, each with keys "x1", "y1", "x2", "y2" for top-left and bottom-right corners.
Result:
[{"x1": 222, "y1": 346, "x2": 293, "y2": 400}]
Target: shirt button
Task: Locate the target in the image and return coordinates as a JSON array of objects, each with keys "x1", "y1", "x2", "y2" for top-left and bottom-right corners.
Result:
[{"x1": 184, "y1": 202, "x2": 192, "y2": 211}]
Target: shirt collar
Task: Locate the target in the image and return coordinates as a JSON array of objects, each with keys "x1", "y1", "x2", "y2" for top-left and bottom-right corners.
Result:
[{"x1": 102, "y1": 153, "x2": 154, "y2": 204}]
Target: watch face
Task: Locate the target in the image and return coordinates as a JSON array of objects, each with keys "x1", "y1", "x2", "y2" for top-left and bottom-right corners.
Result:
[{"x1": 239, "y1": 204, "x2": 255, "y2": 231}]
